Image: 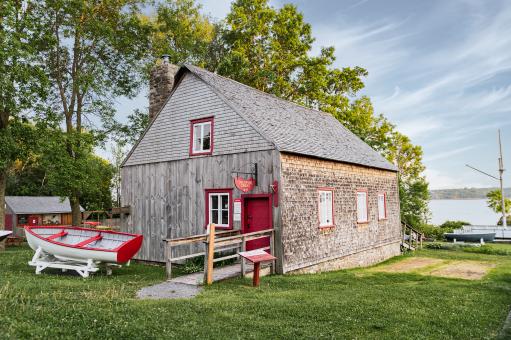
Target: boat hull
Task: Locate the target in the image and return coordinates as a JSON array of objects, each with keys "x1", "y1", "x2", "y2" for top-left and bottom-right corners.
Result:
[
  {"x1": 25, "y1": 226, "x2": 143, "y2": 263},
  {"x1": 444, "y1": 232, "x2": 496, "y2": 242}
]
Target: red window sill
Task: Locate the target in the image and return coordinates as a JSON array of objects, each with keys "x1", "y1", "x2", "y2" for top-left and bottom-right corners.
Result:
[
  {"x1": 204, "y1": 225, "x2": 233, "y2": 230},
  {"x1": 319, "y1": 225, "x2": 335, "y2": 229},
  {"x1": 190, "y1": 151, "x2": 213, "y2": 156}
]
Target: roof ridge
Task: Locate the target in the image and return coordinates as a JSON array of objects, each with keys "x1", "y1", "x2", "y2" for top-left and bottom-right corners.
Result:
[{"x1": 184, "y1": 64, "x2": 333, "y2": 118}]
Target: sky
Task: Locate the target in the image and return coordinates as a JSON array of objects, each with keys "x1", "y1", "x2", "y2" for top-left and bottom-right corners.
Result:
[{"x1": 115, "y1": 0, "x2": 511, "y2": 190}]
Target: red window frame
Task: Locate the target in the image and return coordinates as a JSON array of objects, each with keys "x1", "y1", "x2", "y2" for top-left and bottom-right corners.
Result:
[
  {"x1": 189, "y1": 117, "x2": 214, "y2": 156},
  {"x1": 204, "y1": 188, "x2": 233, "y2": 230},
  {"x1": 356, "y1": 188, "x2": 369, "y2": 224},
  {"x1": 378, "y1": 192, "x2": 387, "y2": 220},
  {"x1": 317, "y1": 187, "x2": 335, "y2": 229}
]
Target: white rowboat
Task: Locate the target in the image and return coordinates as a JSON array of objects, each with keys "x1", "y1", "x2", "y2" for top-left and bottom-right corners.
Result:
[{"x1": 24, "y1": 226, "x2": 143, "y2": 277}]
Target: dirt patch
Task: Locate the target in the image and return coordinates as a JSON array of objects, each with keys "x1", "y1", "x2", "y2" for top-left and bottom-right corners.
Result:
[
  {"x1": 375, "y1": 257, "x2": 445, "y2": 273},
  {"x1": 430, "y1": 261, "x2": 496, "y2": 280}
]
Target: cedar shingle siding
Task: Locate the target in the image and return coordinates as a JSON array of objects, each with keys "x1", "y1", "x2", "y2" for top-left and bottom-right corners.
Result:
[{"x1": 279, "y1": 154, "x2": 401, "y2": 273}]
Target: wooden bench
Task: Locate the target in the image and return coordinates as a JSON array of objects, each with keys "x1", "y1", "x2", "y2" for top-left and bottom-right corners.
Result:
[{"x1": 74, "y1": 234, "x2": 102, "y2": 248}]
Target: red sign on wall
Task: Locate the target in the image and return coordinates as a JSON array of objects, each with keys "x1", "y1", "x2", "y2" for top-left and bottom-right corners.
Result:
[{"x1": 234, "y1": 177, "x2": 255, "y2": 193}]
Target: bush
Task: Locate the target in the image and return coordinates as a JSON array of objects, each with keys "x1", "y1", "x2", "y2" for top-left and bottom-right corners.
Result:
[
  {"x1": 416, "y1": 224, "x2": 446, "y2": 241},
  {"x1": 417, "y1": 220, "x2": 471, "y2": 241},
  {"x1": 424, "y1": 242, "x2": 480, "y2": 251},
  {"x1": 462, "y1": 245, "x2": 511, "y2": 256},
  {"x1": 438, "y1": 220, "x2": 471, "y2": 230}
]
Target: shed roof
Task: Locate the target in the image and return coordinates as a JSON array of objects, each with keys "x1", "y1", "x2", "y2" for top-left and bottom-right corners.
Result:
[
  {"x1": 5, "y1": 196, "x2": 84, "y2": 214},
  {"x1": 183, "y1": 65, "x2": 397, "y2": 172}
]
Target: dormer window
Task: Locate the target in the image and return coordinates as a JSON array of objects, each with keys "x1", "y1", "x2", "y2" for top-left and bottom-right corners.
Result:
[{"x1": 190, "y1": 117, "x2": 214, "y2": 156}]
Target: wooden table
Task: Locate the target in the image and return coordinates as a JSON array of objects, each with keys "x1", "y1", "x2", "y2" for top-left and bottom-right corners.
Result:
[{"x1": 239, "y1": 249, "x2": 277, "y2": 287}]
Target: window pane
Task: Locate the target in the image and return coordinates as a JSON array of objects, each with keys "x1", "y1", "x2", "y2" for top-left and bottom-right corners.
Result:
[
  {"x1": 193, "y1": 124, "x2": 202, "y2": 151},
  {"x1": 222, "y1": 210, "x2": 229, "y2": 225},
  {"x1": 378, "y1": 194, "x2": 385, "y2": 219},
  {"x1": 202, "y1": 123, "x2": 211, "y2": 150},
  {"x1": 319, "y1": 190, "x2": 333, "y2": 226},
  {"x1": 357, "y1": 192, "x2": 367, "y2": 222},
  {"x1": 221, "y1": 195, "x2": 228, "y2": 210},
  {"x1": 212, "y1": 210, "x2": 218, "y2": 224},
  {"x1": 211, "y1": 195, "x2": 218, "y2": 209},
  {"x1": 326, "y1": 193, "x2": 332, "y2": 224}
]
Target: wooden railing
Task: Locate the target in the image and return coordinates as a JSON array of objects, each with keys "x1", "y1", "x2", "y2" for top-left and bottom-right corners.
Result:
[
  {"x1": 163, "y1": 225, "x2": 275, "y2": 283},
  {"x1": 401, "y1": 222, "x2": 424, "y2": 251}
]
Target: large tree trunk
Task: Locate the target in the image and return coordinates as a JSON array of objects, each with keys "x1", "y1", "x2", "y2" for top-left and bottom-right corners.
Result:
[
  {"x1": 0, "y1": 170, "x2": 6, "y2": 251},
  {"x1": 70, "y1": 195, "x2": 82, "y2": 226}
]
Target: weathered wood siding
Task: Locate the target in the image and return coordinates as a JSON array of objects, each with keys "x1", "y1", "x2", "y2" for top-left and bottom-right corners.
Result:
[
  {"x1": 124, "y1": 72, "x2": 274, "y2": 167},
  {"x1": 279, "y1": 153, "x2": 401, "y2": 273},
  {"x1": 121, "y1": 150, "x2": 281, "y2": 263}
]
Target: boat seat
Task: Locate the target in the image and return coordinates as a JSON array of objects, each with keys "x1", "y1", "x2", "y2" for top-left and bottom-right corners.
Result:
[
  {"x1": 75, "y1": 234, "x2": 103, "y2": 248},
  {"x1": 46, "y1": 230, "x2": 68, "y2": 241}
]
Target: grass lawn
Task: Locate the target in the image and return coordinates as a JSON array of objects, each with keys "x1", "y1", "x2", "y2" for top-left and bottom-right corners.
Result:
[{"x1": 2, "y1": 245, "x2": 511, "y2": 339}]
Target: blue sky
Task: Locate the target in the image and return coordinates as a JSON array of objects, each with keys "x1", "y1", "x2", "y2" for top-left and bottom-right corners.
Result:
[{"x1": 115, "y1": 0, "x2": 511, "y2": 189}]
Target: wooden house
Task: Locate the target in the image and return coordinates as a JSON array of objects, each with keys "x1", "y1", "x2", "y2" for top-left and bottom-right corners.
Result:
[
  {"x1": 121, "y1": 62, "x2": 401, "y2": 274},
  {"x1": 4, "y1": 196, "x2": 83, "y2": 236}
]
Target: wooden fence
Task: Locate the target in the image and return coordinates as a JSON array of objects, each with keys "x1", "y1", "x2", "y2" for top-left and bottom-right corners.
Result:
[{"x1": 163, "y1": 224, "x2": 275, "y2": 283}]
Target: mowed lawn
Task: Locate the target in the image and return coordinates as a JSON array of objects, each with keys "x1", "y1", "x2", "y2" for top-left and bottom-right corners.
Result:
[{"x1": 2, "y1": 245, "x2": 511, "y2": 339}]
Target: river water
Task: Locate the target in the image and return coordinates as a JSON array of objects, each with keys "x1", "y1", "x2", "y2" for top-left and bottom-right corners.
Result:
[{"x1": 428, "y1": 199, "x2": 501, "y2": 225}]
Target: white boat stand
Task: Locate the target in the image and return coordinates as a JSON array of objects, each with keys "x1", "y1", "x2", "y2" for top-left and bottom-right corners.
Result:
[{"x1": 28, "y1": 247, "x2": 122, "y2": 278}]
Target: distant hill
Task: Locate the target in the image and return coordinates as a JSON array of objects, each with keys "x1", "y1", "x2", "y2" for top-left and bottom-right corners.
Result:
[{"x1": 430, "y1": 187, "x2": 511, "y2": 200}]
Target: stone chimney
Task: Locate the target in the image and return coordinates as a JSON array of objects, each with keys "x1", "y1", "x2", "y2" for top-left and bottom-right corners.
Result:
[{"x1": 149, "y1": 55, "x2": 179, "y2": 121}]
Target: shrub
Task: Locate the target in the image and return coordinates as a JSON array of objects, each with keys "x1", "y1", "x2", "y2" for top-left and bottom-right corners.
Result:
[
  {"x1": 462, "y1": 245, "x2": 511, "y2": 256},
  {"x1": 438, "y1": 220, "x2": 471, "y2": 230},
  {"x1": 416, "y1": 224, "x2": 446, "y2": 241}
]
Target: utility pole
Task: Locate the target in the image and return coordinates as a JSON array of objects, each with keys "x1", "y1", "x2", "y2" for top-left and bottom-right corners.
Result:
[
  {"x1": 498, "y1": 129, "x2": 507, "y2": 226},
  {"x1": 466, "y1": 130, "x2": 507, "y2": 226}
]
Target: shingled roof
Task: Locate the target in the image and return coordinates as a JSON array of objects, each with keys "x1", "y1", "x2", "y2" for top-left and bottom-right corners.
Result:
[
  {"x1": 183, "y1": 65, "x2": 397, "y2": 172},
  {"x1": 5, "y1": 196, "x2": 84, "y2": 214}
]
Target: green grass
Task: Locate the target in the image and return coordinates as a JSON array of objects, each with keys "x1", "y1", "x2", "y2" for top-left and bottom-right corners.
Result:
[{"x1": 2, "y1": 246, "x2": 511, "y2": 339}]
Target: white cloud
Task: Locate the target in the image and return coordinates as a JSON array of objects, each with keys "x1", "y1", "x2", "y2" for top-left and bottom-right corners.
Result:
[{"x1": 424, "y1": 145, "x2": 477, "y2": 162}]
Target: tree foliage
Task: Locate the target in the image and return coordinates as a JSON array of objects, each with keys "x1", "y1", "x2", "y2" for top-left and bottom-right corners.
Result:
[
  {"x1": 148, "y1": 0, "x2": 214, "y2": 66},
  {"x1": 37, "y1": 0, "x2": 151, "y2": 224},
  {"x1": 38, "y1": 127, "x2": 115, "y2": 211},
  {"x1": 0, "y1": 1, "x2": 49, "y2": 242},
  {"x1": 486, "y1": 189, "x2": 511, "y2": 214},
  {"x1": 209, "y1": 0, "x2": 429, "y2": 227}
]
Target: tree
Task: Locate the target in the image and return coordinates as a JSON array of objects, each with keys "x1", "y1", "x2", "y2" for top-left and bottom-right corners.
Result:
[
  {"x1": 212, "y1": 0, "x2": 430, "y2": 227},
  {"x1": 149, "y1": 0, "x2": 214, "y2": 66},
  {"x1": 0, "y1": 1, "x2": 48, "y2": 248},
  {"x1": 215, "y1": 0, "x2": 367, "y2": 106},
  {"x1": 38, "y1": 0, "x2": 151, "y2": 225},
  {"x1": 39, "y1": 127, "x2": 114, "y2": 212},
  {"x1": 486, "y1": 189, "x2": 511, "y2": 215}
]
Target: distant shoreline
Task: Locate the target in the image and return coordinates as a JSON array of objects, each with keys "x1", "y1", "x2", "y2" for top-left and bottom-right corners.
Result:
[
  {"x1": 430, "y1": 198, "x2": 488, "y2": 201},
  {"x1": 430, "y1": 187, "x2": 511, "y2": 200}
]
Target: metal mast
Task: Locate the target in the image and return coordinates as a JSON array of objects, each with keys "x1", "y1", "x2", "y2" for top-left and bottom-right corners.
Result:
[
  {"x1": 498, "y1": 129, "x2": 507, "y2": 226},
  {"x1": 466, "y1": 130, "x2": 507, "y2": 226}
]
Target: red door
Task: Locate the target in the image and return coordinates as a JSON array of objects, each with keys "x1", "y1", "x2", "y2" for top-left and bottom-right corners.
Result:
[
  {"x1": 243, "y1": 195, "x2": 272, "y2": 251},
  {"x1": 28, "y1": 215, "x2": 39, "y2": 226},
  {"x1": 5, "y1": 214, "x2": 13, "y2": 231}
]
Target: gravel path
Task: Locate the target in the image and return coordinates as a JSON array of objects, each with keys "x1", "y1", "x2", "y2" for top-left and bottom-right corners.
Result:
[{"x1": 137, "y1": 281, "x2": 203, "y2": 299}]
